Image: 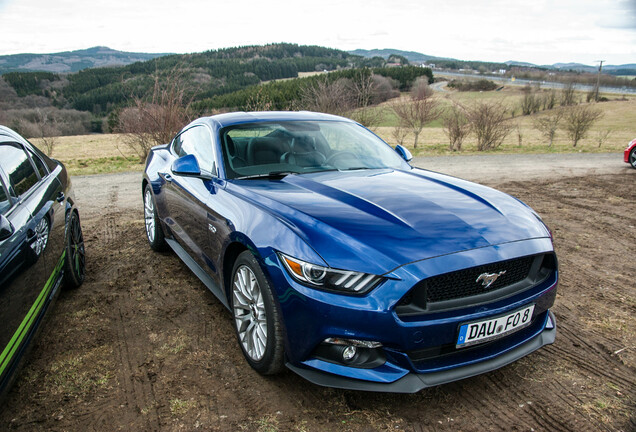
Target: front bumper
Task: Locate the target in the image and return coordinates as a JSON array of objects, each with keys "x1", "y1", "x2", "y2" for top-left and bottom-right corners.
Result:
[
  {"x1": 625, "y1": 144, "x2": 635, "y2": 163},
  {"x1": 287, "y1": 311, "x2": 556, "y2": 393},
  {"x1": 263, "y1": 237, "x2": 558, "y2": 392}
]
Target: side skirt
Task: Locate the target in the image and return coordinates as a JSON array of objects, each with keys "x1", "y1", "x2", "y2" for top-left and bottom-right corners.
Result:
[{"x1": 165, "y1": 238, "x2": 229, "y2": 310}]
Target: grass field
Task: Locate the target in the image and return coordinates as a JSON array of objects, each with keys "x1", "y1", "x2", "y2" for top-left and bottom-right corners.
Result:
[{"x1": 29, "y1": 87, "x2": 635, "y2": 175}]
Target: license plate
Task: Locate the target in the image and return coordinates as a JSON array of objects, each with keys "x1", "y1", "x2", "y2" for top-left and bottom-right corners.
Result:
[{"x1": 457, "y1": 304, "x2": 535, "y2": 348}]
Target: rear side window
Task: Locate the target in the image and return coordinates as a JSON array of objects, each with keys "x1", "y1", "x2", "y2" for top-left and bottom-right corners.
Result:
[
  {"x1": 0, "y1": 143, "x2": 38, "y2": 197},
  {"x1": 28, "y1": 149, "x2": 48, "y2": 178},
  {"x1": 0, "y1": 181, "x2": 9, "y2": 214}
]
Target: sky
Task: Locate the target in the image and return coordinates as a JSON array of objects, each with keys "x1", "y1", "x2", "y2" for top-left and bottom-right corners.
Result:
[{"x1": 0, "y1": 0, "x2": 635, "y2": 66}]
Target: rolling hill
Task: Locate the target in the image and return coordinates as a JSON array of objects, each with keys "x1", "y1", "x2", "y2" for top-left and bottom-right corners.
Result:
[{"x1": 0, "y1": 46, "x2": 171, "y2": 74}]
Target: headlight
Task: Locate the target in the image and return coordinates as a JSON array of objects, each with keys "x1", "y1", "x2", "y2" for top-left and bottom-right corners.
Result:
[{"x1": 278, "y1": 252, "x2": 382, "y2": 294}]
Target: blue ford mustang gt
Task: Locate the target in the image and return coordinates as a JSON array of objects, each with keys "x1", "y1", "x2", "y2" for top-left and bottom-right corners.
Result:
[{"x1": 142, "y1": 111, "x2": 558, "y2": 392}]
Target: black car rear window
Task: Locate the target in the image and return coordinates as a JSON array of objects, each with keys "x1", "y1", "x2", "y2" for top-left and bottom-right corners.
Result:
[
  {"x1": 0, "y1": 143, "x2": 39, "y2": 197},
  {"x1": 0, "y1": 182, "x2": 9, "y2": 214},
  {"x1": 28, "y1": 148, "x2": 48, "y2": 179}
]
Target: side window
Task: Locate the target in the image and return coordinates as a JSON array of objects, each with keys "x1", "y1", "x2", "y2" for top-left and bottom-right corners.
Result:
[
  {"x1": 172, "y1": 134, "x2": 184, "y2": 156},
  {"x1": 28, "y1": 149, "x2": 48, "y2": 178},
  {"x1": 0, "y1": 143, "x2": 39, "y2": 197},
  {"x1": 179, "y1": 126, "x2": 216, "y2": 174},
  {"x1": 0, "y1": 181, "x2": 10, "y2": 214}
]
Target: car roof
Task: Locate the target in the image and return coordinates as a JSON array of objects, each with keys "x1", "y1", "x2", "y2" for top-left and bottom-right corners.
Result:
[
  {"x1": 0, "y1": 126, "x2": 22, "y2": 141},
  {"x1": 197, "y1": 111, "x2": 356, "y2": 130}
]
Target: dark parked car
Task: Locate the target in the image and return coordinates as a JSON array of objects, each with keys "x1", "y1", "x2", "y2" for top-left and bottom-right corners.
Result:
[
  {"x1": 0, "y1": 126, "x2": 85, "y2": 397},
  {"x1": 624, "y1": 138, "x2": 636, "y2": 169},
  {"x1": 143, "y1": 111, "x2": 558, "y2": 393}
]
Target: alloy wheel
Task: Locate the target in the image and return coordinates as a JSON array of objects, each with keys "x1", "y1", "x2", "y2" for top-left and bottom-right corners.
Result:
[
  {"x1": 144, "y1": 189, "x2": 155, "y2": 243},
  {"x1": 69, "y1": 213, "x2": 85, "y2": 279},
  {"x1": 232, "y1": 265, "x2": 268, "y2": 361}
]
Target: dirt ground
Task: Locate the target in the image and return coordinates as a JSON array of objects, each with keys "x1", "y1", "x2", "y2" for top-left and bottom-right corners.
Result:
[{"x1": 0, "y1": 154, "x2": 634, "y2": 431}]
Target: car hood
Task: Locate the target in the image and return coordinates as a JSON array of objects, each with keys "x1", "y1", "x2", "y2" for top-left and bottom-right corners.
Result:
[{"x1": 231, "y1": 168, "x2": 549, "y2": 275}]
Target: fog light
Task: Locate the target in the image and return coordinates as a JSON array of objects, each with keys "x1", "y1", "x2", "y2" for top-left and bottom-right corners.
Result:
[{"x1": 342, "y1": 346, "x2": 357, "y2": 361}]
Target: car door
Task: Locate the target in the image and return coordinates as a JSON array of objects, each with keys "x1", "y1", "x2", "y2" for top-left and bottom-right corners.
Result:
[
  {"x1": 23, "y1": 146, "x2": 66, "y2": 282},
  {"x1": 0, "y1": 142, "x2": 54, "y2": 385},
  {"x1": 162, "y1": 125, "x2": 222, "y2": 277}
]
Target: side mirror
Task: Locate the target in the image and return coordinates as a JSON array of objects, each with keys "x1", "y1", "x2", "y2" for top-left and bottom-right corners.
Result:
[
  {"x1": 395, "y1": 145, "x2": 413, "y2": 162},
  {"x1": 172, "y1": 154, "x2": 212, "y2": 180},
  {"x1": 0, "y1": 214, "x2": 14, "y2": 241}
]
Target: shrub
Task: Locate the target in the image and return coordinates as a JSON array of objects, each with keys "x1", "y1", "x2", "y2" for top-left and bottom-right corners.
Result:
[
  {"x1": 464, "y1": 100, "x2": 512, "y2": 150},
  {"x1": 447, "y1": 79, "x2": 497, "y2": 92},
  {"x1": 563, "y1": 105, "x2": 603, "y2": 147},
  {"x1": 442, "y1": 105, "x2": 470, "y2": 151}
]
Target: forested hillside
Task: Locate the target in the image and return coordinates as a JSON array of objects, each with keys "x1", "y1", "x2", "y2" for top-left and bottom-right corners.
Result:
[
  {"x1": 2, "y1": 44, "x2": 363, "y2": 114},
  {"x1": 0, "y1": 43, "x2": 432, "y2": 138}
]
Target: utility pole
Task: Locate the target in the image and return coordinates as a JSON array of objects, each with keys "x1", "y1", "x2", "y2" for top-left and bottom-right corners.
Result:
[{"x1": 594, "y1": 60, "x2": 604, "y2": 102}]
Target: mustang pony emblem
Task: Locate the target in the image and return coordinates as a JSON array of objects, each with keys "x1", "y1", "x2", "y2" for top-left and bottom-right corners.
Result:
[{"x1": 476, "y1": 271, "x2": 507, "y2": 288}]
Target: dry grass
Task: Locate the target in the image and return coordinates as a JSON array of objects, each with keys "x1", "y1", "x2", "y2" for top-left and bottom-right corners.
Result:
[
  {"x1": 375, "y1": 88, "x2": 635, "y2": 156},
  {"x1": 29, "y1": 133, "x2": 145, "y2": 175}
]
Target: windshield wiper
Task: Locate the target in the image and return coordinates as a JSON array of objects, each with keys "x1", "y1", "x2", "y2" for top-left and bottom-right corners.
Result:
[{"x1": 237, "y1": 171, "x2": 298, "y2": 180}]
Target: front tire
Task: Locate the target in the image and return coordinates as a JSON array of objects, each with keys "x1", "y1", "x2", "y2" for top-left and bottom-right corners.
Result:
[
  {"x1": 630, "y1": 147, "x2": 636, "y2": 169},
  {"x1": 230, "y1": 251, "x2": 284, "y2": 375},
  {"x1": 63, "y1": 211, "x2": 85, "y2": 289},
  {"x1": 144, "y1": 184, "x2": 167, "y2": 251}
]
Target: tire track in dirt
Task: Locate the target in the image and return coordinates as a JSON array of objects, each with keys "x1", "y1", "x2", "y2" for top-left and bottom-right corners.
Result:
[{"x1": 114, "y1": 305, "x2": 162, "y2": 430}]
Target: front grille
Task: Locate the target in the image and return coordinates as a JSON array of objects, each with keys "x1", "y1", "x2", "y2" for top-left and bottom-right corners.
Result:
[
  {"x1": 396, "y1": 253, "x2": 555, "y2": 316},
  {"x1": 427, "y1": 256, "x2": 534, "y2": 303}
]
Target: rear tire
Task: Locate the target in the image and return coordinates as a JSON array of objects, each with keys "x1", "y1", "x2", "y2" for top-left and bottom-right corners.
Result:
[
  {"x1": 63, "y1": 211, "x2": 85, "y2": 289},
  {"x1": 144, "y1": 184, "x2": 168, "y2": 251},
  {"x1": 230, "y1": 251, "x2": 285, "y2": 375},
  {"x1": 630, "y1": 147, "x2": 636, "y2": 169}
]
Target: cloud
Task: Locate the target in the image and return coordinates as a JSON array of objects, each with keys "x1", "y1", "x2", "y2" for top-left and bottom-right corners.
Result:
[{"x1": 597, "y1": 0, "x2": 636, "y2": 29}]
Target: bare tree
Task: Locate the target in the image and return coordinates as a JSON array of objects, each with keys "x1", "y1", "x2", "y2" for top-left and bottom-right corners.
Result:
[
  {"x1": 541, "y1": 89, "x2": 557, "y2": 110},
  {"x1": 464, "y1": 100, "x2": 512, "y2": 151},
  {"x1": 563, "y1": 105, "x2": 603, "y2": 147},
  {"x1": 390, "y1": 84, "x2": 441, "y2": 148},
  {"x1": 533, "y1": 109, "x2": 564, "y2": 147},
  {"x1": 596, "y1": 129, "x2": 612, "y2": 148},
  {"x1": 348, "y1": 71, "x2": 384, "y2": 128},
  {"x1": 442, "y1": 104, "x2": 470, "y2": 151},
  {"x1": 34, "y1": 108, "x2": 61, "y2": 156},
  {"x1": 515, "y1": 124, "x2": 523, "y2": 147},
  {"x1": 410, "y1": 76, "x2": 433, "y2": 100},
  {"x1": 299, "y1": 77, "x2": 354, "y2": 117},
  {"x1": 520, "y1": 90, "x2": 541, "y2": 115},
  {"x1": 391, "y1": 124, "x2": 409, "y2": 146},
  {"x1": 560, "y1": 81, "x2": 577, "y2": 106},
  {"x1": 117, "y1": 70, "x2": 194, "y2": 162},
  {"x1": 371, "y1": 74, "x2": 400, "y2": 103}
]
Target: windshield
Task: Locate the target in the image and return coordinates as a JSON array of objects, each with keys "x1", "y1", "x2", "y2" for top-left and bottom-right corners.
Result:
[{"x1": 220, "y1": 121, "x2": 408, "y2": 179}]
